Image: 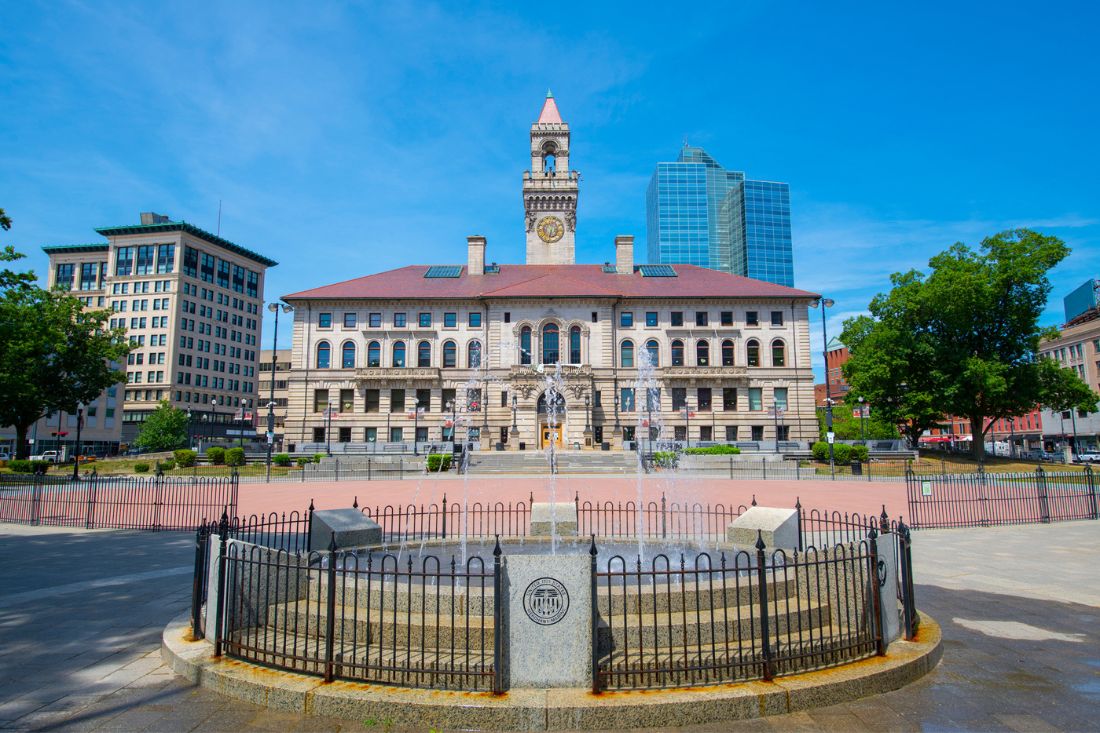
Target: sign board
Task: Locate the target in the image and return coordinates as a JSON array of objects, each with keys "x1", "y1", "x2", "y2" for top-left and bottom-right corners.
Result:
[
  {"x1": 266, "y1": 432, "x2": 274, "y2": 444},
  {"x1": 852, "y1": 407, "x2": 871, "y2": 418},
  {"x1": 921, "y1": 480, "x2": 932, "y2": 496},
  {"x1": 826, "y1": 431, "x2": 835, "y2": 444}
]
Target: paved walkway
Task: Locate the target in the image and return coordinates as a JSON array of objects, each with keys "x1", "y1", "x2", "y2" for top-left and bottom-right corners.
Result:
[{"x1": 1, "y1": 518, "x2": 1097, "y2": 731}]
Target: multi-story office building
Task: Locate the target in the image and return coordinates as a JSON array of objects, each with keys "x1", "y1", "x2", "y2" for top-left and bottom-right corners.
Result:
[
  {"x1": 258, "y1": 349, "x2": 292, "y2": 448},
  {"x1": 646, "y1": 145, "x2": 794, "y2": 287},
  {"x1": 20, "y1": 213, "x2": 277, "y2": 448},
  {"x1": 281, "y1": 96, "x2": 820, "y2": 452},
  {"x1": 1037, "y1": 305, "x2": 1100, "y2": 453}
]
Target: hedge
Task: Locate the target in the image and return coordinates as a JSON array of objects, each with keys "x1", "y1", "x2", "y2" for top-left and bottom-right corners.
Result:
[
  {"x1": 225, "y1": 447, "x2": 245, "y2": 467},
  {"x1": 652, "y1": 450, "x2": 678, "y2": 467},
  {"x1": 811, "y1": 442, "x2": 869, "y2": 463},
  {"x1": 273, "y1": 453, "x2": 291, "y2": 467},
  {"x1": 206, "y1": 447, "x2": 226, "y2": 465},
  {"x1": 134, "y1": 463, "x2": 151, "y2": 473},
  {"x1": 7, "y1": 459, "x2": 50, "y2": 475},
  {"x1": 683, "y1": 445, "x2": 741, "y2": 455},
  {"x1": 427, "y1": 453, "x2": 453, "y2": 472},
  {"x1": 173, "y1": 449, "x2": 197, "y2": 468}
]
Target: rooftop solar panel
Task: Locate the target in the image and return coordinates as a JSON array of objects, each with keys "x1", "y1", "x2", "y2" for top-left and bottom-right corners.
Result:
[
  {"x1": 424, "y1": 265, "x2": 463, "y2": 278},
  {"x1": 637, "y1": 264, "x2": 677, "y2": 277}
]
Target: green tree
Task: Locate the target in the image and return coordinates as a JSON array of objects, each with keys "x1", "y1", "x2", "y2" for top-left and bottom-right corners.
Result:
[
  {"x1": 134, "y1": 401, "x2": 190, "y2": 452},
  {"x1": 842, "y1": 229, "x2": 1094, "y2": 460},
  {"x1": 0, "y1": 245, "x2": 130, "y2": 458},
  {"x1": 816, "y1": 402, "x2": 900, "y2": 441}
]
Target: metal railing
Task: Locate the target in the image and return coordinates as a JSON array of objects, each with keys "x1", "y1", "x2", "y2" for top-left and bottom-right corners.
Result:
[
  {"x1": 905, "y1": 466, "x2": 1100, "y2": 529},
  {"x1": 593, "y1": 534, "x2": 886, "y2": 690},
  {"x1": 0, "y1": 473, "x2": 238, "y2": 530}
]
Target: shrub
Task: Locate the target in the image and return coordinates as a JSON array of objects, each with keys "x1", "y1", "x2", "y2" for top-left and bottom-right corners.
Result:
[
  {"x1": 134, "y1": 462, "x2": 151, "y2": 473},
  {"x1": 812, "y1": 442, "x2": 868, "y2": 464},
  {"x1": 7, "y1": 459, "x2": 42, "y2": 474},
  {"x1": 225, "y1": 447, "x2": 245, "y2": 467},
  {"x1": 426, "y1": 453, "x2": 452, "y2": 472},
  {"x1": 206, "y1": 447, "x2": 226, "y2": 465},
  {"x1": 158, "y1": 459, "x2": 176, "y2": 471},
  {"x1": 652, "y1": 450, "x2": 678, "y2": 468},
  {"x1": 296, "y1": 457, "x2": 311, "y2": 467},
  {"x1": 313, "y1": 453, "x2": 325, "y2": 464},
  {"x1": 683, "y1": 445, "x2": 741, "y2": 455},
  {"x1": 173, "y1": 449, "x2": 197, "y2": 468},
  {"x1": 273, "y1": 453, "x2": 291, "y2": 467},
  {"x1": 852, "y1": 444, "x2": 869, "y2": 462}
]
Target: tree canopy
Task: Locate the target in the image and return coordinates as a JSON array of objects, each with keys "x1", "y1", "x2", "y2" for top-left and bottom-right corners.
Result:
[
  {"x1": 0, "y1": 213, "x2": 131, "y2": 458},
  {"x1": 135, "y1": 401, "x2": 190, "y2": 452},
  {"x1": 841, "y1": 229, "x2": 1097, "y2": 459}
]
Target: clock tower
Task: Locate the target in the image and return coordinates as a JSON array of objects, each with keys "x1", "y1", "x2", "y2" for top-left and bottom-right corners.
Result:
[{"x1": 524, "y1": 91, "x2": 578, "y2": 265}]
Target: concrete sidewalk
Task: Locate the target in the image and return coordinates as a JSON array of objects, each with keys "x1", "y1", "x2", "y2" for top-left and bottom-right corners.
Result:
[{"x1": 1, "y1": 520, "x2": 1097, "y2": 731}]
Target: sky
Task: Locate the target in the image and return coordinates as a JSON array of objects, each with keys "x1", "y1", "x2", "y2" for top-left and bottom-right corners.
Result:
[{"x1": 2, "y1": 1, "x2": 1098, "y2": 379}]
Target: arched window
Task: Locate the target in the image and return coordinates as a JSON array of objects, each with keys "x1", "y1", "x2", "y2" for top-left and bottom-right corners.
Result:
[
  {"x1": 721, "y1": 339, "x2": 735, "y2": 367},
  {"x1": 620, "y1": 339, "x2": 634, "y2": 368},
  {"x1": 771, "y1": 339, "x2": 786, "y2": 367},
  {"x1": 671, "y1": 340, "x2": 684, "y2": 366},
  {"x1": 645, "y1": 339, "x2": 660, "y2": 367},
  {"x1": 468, "y1": 340, "x2": 482, "y2": 368},
  {"x1": 696, "y1": 340, "x2": 710, "y2": 366},
  {"x1": 569, "y1": 326, "x2": 581, "y2": 364},
  {"x1": 392, "y1": 341, "x2": 406, "y2": 368},
  {"x1": 746, "y1": 339, "x2": 760, "y2": 367},
  {"x1": 341, "y1": 342, "x2": 356, "y2": 369},
  {"x1": 417, "y1": 340, "x2": 432, "y2": 368},
  {"x1": 520, "y1": 326, "x2": 532, "y2": 365},
  {"x1": 542, "y1": 323, "x2": 559, "y2": 364},
  {"x1": 316, "y1": 341, "x2": 330, "y2": 369},
  {"x1": 443, "y1": 340, "x2": 457, "y2": 368},
  {"x1": 367, "y1": 341, "x2": 381, "y2": 367}
]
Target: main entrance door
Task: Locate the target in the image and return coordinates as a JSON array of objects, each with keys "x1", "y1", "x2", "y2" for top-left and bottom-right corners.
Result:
[{"x1": 540, "y1": 425, "x2": 564, "y2": 449}]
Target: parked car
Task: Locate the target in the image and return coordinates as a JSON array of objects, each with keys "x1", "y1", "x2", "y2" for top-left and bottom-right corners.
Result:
[
  {"x1": 1025, "y1": 449, "x2": 1061, "y2": 463},
  {"x1": 29, "y1": 450, "x2": 60, "y2": 463},
  {"x1": 1074, "y1": 452, "x2": 1100, "y2": 464},
  {"x1": 0, "y1": 451, "x2": 11, "y2": 462}
]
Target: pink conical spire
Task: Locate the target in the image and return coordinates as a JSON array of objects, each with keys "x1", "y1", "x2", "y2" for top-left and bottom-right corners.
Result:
[{"x1": 537, "y1": 89, "x2": 562, "y2": 124}]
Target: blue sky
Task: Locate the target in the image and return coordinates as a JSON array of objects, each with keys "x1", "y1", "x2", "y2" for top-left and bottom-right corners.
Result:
[{"x1": 2, "y1": 1, "x2": 1098, "y2": 379}]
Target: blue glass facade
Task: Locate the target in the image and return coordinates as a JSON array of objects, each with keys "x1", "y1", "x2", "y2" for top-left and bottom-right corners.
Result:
[{"x1": 646, "y1": 146, "x2": 794, "y2": 287}]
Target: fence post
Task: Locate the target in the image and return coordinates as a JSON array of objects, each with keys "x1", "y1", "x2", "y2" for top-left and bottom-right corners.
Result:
[
  {"x1": 589, "y1": 535, "x2": 600, "y2": 694},
  {"x1": 153, "y1": 474, "x2": 164, "y2": 531},
  {"x1": 1086, "y1": 465, "x2": 1098, "y2": 520},
  {"x1": 84, "y1": 471, "x2": 98, "y2": 529},
  {"x1": 323, "y1": 532, "x2": 338, "y2": 682},
  {"x1": 306, "y1": 499, "x2": 315, "y2": 552},
  {"x1": 729, "y1": 456, "x2": 734, "y2": 480},
  {"x1": 441, "y1": 494, "x2": 448, "y2": 540},
  {"x1": 868, "y1": 527, "x2": 886, "y2": 656},
  {"x1": 755, "y1": 531, "x2": 773, "y2": 681},
  {"x1": 897, "y1": 520, "x2": 916, "y2": 640},
  {"x1": 795, "y1": 497, "x2": 803, "y2": 552},
  {"x1": 213, "y1": 510, "x2": 230, "y2": 657},
  {"x1": 32, "y1": 474, "x2": 41, "y2": 526},
  {"x1": 335, "y1": 458, "x2": 340, "y2": 483},
  {"x1": 493, "y1": 536, "x2": 505, "y2": 694},
  {"x1": 661, "y1": 492, "x2": 667, "y2": 539},
  {"x1": 367, "y1": 458, "x2": 372, "y2": 482},
  {"x1": 399, "y1": 457, "x2": 403, "y2": 479},
  {"x1": 1036, "y1": 466, "x2": 1050, "y2": 523},
  {"x1": 762, "y1": 457, "x2": 767, "y2": 481},
  {"x1": 190, "y1": 524, "x2": 208, "y2": 639}
]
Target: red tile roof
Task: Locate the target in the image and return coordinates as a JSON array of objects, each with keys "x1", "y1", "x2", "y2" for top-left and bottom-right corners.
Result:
[
  {"x1": 537, "y1": 91, "x2": 562, "y2": 124},
  {"x1": 283, "y1": 264, "x2": 819, "y2": 301}
]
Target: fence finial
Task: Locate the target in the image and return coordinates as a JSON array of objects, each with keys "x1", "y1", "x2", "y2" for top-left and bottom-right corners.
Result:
[
  {"x1": 795, "y1": 496, "x2": 801, "y2": 510},
  {"x1": 751, "y1": 494, "x2": 757, "y2": 507},
  {"x1": 880, "y1": 505, "x2": 890, "y2": 533},
  {"x1": 493, "y1": 534, "x2": 502, "y2": 557},
  {"x1": 352, "y1": 496, "x2": 358, "y2": 509},
  {"x1": 308, "y1": 498, "x2": 315, "y2": 512},
  {"x1": 589, "y1": 534, "x2": 598, "y2": 557},
  {"x1": 328, "y1": 531, "x2": 338, "y2": 552},
  {"x1": 754, "y1": 529, "x2": 766, "y2": 551}
]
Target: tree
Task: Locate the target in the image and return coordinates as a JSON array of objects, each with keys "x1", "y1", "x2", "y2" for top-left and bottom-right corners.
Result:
[
  {"x1": 134, "y1": 401, "x2": 190, "y2": 452},
  {"x1": 816, "y1": 400, "x2": 900, "y2": 441},
  {"x1": 0, "y1": 246, "x2": 131, "y2": 458},
  {"x1": 842, "y1": 229, "x2": 1094, "y2": 460}
]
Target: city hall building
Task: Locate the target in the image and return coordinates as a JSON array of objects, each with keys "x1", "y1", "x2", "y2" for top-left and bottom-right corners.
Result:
[{"x1": 282, "y1": 94, "x2": 819, "y2": 451}]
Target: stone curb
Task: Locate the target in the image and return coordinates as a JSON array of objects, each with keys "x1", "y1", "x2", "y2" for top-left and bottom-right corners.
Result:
[{"x1": 162, "y1": 612, "x2": 942, "y2": 730}]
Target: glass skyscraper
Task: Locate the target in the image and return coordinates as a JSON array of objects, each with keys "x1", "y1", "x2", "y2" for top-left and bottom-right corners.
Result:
[{"x1": 646, "y1": 145, "x2": 794, "y2": 287}]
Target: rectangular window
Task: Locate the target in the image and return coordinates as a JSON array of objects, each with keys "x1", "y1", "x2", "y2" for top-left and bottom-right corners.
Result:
[
  {"x1": 672, "y1": 388, "x2": 687, "y2": 411},
  {"x1": 504, "y1": 312, "x2": 510, "y2": 323},
  {"x1": 200, "y1": 253, "x2": 215, "y2": 283},
  {"x1": 366, "y1": 312, "x2": 380, "y2": 327},
  {"x1": 469, "y1": 312, "x2": 482, "y2": 327},
  {"x1": 232, "y1": 264, "x2": 245, "y2": 293},
  {"x1": 700, "y1": 426, "x2": 712, "y2": 442},
  {"x1": 773, "y1": 387, "x2": 788, "y2": 411},
  {"x1": 620, "y1": 312, "x2": 633, "y2": 327},
  {"x1": 444, "y1": 312, "x2": 457, "y2": 328},
  {"x1": 416, "y1": 388, "x2": 431, "y2": 411},
  {"x1": 748, "y1": 387, "x2": 763, "y2": 411},
  {"x1": 674, "y1": 425, "x2": 687, "y2": 441},
  {"x1": 133, "y1": 245, "x2": 154, "y2": 275},
  {"x1": 751, "y1": 425, "x2": 764, "y2": 441},
  {"x1": 671, "y1": 311, "x2": 683, "y2": 327},
  {"x1": 620, "y1": 388, "x2": 635, "y2": 412},
  {"x1": 393, "y1": 312, "x2": 406, "y2": 327},
  {"x1": 343, "y1": 312, "x2": 357, "y2": 328},
  {"x1": 318, "y1": 312, "x2": 332, "y2": 328},
  {"x1": 313, "y1": 389, "x2": 329, "y2": 413},
  {"x1": 442, "y1": 388, "x2": 456, "y2": 411},
  {"x1": 55, "y1": 263, "x2": 75, "y2": 290},
  {"x1": 246, "y1": 270, "x2": 259, "y2": 298},
  {"x1": 79, "y1": 262, "x2": 97, "y2": 290},
  {"x1": 645, "y1": 311, "x2": 658, "y2": 327},
  {"x1": 725, "y1": 425, "x2": 738, "y2": 441},
  {"x1": 695, "y1": 311, "x2": 708, "y2": 327},
  {"x1": 338, "y1": 427, "x2": 351, "y2": 443},
  {"x1": 698, "y1": 388, "x2": 712, "y2": 411},
  {"x1": 340, "y1": 388, "x2": 354, "y2": 412},
  {"x1": 777, "y1": 426, "x2": 790, "y2": 441},
  {"x1": 591, "y1": 311, "x2": 598, "y2": 323},
  {"x1": 746, "y1": 311, "x2": 759, "y2": 327},
  {"x1": 115, "y1": 247, "x2": 133, "y2": 276},
  {"x1": 365, "y1": 427, "x2": 377, "y2": 442},
  {"x1": 419, "y1": 312, "x2": 432, "y2": 327},
  {"x1": 771, "y1": 311, "x2": 784, "y2": 327},
  {"x1": 217, "y1": 259, "x2": 230, "y2": 288},
  {"x1": 646, "y1": 388, "x2": 661, "y2": 412},
  {"x1": 183, "y1": 247, "x2": 199, "y2": 278},
  {"x1": 390, "y1": 388, "x2": 405, "y2": 412},
  {"x1": 390, "y1": 427, "x2": 403, "y2": 443},
  {"x1": 720, "y1": 311, "x2": 733, "y2": 326},
  {"x1": 364, "y1": 389, "x2": 380, "y2": 412},
  {"x1": 156, "y1": 244, "x2": 175, "y2": 274}
]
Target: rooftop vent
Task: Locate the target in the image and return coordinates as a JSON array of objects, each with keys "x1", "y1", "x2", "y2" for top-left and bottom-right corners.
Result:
[
  {"x1": 140, "y1": 212, "x2": 171, "y2": 225},
  {"x1": 424, "y1": 265, "x2": 463, "y2": 278}
]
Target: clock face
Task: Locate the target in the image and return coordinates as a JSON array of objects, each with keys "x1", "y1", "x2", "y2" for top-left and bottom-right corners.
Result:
[{"x1": 537, "y1": 216, "x2": 565, "y2": 243}]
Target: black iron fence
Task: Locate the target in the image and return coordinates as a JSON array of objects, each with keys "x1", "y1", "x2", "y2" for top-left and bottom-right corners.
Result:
[
  {"x1": 905, "y1": 466, "x2": 1100, "y2": 529},
  {"x1": 0, "y1": 473, "x2": 237, "y2": 530}
]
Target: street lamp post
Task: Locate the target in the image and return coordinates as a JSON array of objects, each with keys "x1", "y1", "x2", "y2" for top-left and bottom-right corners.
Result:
[
  {"x1": 200, "y1": 414, "x2": 208, "y2": 452},
  {"x1": 265, "y1": 302, "x2": 293, "y2": 480},
  {"x1": 771, "y1": 405, "x2": 784, "y2": 454},
  {"x1": 682, "y1": 402, "x2": 692, "y2": 449},
  {"x1": 325, "y1": 405, "x2": 334, "y2": 456},
  {"x1": 584, "y1": 395, "x2": 591, "y2": 445},
  {"x1": 413, "y1": 398, "x2": 420, "y2": 455},
  {"x1": 1070, "y1": 409, "x2": 1080, "y2": 457},
  {"x1": 646, "y1": 389, "x2": 654, "y2": 455},
  {"x1": 186, "y1": 407, "x2": 192, "y2": 450},
  {"x1": 210, "y1": 398, "x2": 218, "y2": 448},
  {"x1": 810, "y1": 297, "x2": 837, "y2": 475},
  {"x1": 858, "y1": 396, "x2": 866, "y2": 442},
  {"x1": 72, "y1": 405, "x2": 83, "y2": 481},
  {"x1": 238, "y1": 398, "x2": 250, "y2": 451},
  {"x1": 510, "y1": 394, "x2": 518, "y2": 433}
]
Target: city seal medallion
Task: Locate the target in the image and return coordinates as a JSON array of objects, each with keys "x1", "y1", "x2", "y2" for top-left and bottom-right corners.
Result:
[{"x1": 523, "y1": 577, "x2": 569, "y2": 625}]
